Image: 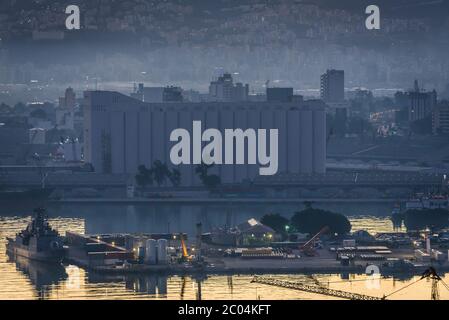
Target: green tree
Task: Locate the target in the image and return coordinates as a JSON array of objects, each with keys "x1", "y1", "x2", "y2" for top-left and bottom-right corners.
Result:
[
  {"x1": 151, "y1": 160, "x2": 170, "y2": 187},
  {"x1": 168, "y1": 168, "x2": 181, "y2": 187},
  {"x1": 261, "y1": 213, "x2": 289, "y2": 237},
  {"x1": 136, "y1": 163, "x2": 182, "y2": 188},
  {"x1": 195, "y1": 163, "x2": 209, "y2": 182},
  {"x1": 135, "y1": 165, "x2": 153, "y2": 188},
  {"x1": 290, "y1": 208, "x2": 351, "y2": 236},
  {"x1": 195, "y1": 164, "x2": 221, "y2": 190},
  {"x1": 404, "y1": 208, "x2": 449, "y2": 231},
  {"x1": 303, "y1": 201, "x2": 313, "y2": 209},
  {"x1": 204, "y1": 174, "x2": 221, "y2": 189}
]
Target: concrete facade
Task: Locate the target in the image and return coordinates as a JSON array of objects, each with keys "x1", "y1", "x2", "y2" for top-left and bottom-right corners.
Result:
[
  {"x1": 408, "y1": 90, "x2": 437, "y2": 122},
  {"x1": 320, "y1": 69, "x2": 345, "y2": 103},
  {"x1": 433, "y1": 103, "x2": 449, "y2": 135},
  {"x1": 84, "y1": 91, "x2": 326, "y2": 186}
]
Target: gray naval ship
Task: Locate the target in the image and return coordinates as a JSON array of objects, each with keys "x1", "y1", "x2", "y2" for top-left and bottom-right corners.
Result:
[{"x1": 6, "y1": 208, "x2": 64, "y2": 263}]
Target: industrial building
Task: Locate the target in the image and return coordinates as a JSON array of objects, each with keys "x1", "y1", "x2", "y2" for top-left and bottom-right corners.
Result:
[
  {"x1": 83, "y1": 91, "x2": 326, "y2": 186},
  {"x1": 131, "y1": 83, "x2": 184, "y2": 103},
  {"x1": 320, "y1": 69, "x2": 345, "y2": 103},
  {"x1": 432, "y1": 103, "x2": 449, "y2": 135},
  {"x1": 208, "y1": 73, "x2": 249, "y2": 102},
  {"x1": 408, "y1": 87, "x2": 437, "y2": 122},
  {"x1": 59, "y1": 87, "x2": 76, "y2": 110},
  {"x1": 266, "y1": 88, "x2": 293, "y2": 103}
]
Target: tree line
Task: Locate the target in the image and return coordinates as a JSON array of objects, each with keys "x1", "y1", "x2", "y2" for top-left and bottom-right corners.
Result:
[
  {"x1": 135, "y1": 161, "x2": 221, "y2": 189},
  {"x1": 261, "y1": 204, "x2": 351, "y2": 239}
]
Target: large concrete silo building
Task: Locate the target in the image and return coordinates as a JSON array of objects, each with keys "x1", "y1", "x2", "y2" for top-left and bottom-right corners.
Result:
[{"x1": 83, "y1": 91, "x2": 326, "y2": 186}]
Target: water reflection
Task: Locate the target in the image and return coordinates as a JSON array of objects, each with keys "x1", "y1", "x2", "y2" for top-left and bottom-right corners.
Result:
[
  {"x1": 41, "y1": 202, "x2": 396, "y2": 237},
  {"x1": 0, "y1": 202, "x2": 434, "y2": 300},
  {"x1": 89, "y1": 274, "x2": 169, "y2": 296},
  {"x1": 7, "y1": 253, "x2": 67, "y2": 299}
]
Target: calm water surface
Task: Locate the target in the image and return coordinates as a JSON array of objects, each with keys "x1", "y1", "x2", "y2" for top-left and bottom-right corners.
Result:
[{"x1": 1, "y1": 205, "x2": 448, "y2": 300}]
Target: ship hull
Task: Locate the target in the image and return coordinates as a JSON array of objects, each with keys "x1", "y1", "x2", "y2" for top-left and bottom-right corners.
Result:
[{"x1": 6, "y1": 240, "x2": 64, "y2": 263}]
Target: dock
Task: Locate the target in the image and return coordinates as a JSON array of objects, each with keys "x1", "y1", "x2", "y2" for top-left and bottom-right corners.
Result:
[
  {"x1": 61, "y1": 231, "x2": 449, "y2": 277},
  {"x1": 51, "y1": 197, "x2": 404, "y2": 204}
]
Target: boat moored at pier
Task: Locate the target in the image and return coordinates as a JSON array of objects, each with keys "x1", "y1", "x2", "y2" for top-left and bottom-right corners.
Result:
[{"x1": 6, "y1": 208, "x2": 64, "y2": 263}]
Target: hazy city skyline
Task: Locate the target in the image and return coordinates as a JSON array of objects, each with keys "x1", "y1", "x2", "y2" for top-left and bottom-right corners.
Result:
[
  {"x1": 1, "y1": 0, "x2": 449, "y2": 304},
  {"x1": 1, "y1": 0, "x2": 448, "y2": 99}
]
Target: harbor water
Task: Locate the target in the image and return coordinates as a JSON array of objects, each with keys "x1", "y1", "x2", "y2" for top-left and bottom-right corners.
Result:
[{"x1": 2, "y1": 202, "x2": 448, "y2": 300}]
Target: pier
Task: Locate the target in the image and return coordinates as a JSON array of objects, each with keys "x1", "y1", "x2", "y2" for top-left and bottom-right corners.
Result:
[{"x1": 52, "y1": 197, "x2": 404, "y2": 204}]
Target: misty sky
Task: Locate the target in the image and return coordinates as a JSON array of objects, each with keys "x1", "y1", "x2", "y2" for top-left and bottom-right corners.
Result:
[{"x1": 0, "y1": 0, "x2": 448, "y2": 96}]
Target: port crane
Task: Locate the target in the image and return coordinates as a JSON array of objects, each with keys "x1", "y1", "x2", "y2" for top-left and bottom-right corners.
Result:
[
  {"x1": 299, "y1": 226, "x2": 329, "y2": 256},
  {"x1": 180, "y1": 233, "x2": 189, "y2": 260},
  {"x1": 252, "y1": 267, "x2": 449, "y2": 300}
]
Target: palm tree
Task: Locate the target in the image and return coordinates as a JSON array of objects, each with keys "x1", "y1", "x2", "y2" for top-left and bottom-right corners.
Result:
[
  {"x1": 195, "y1": 163, "x2": 209, "y2": 183},
  {"x1": 136, "y1": 163, "x2": 181, "y2": 188},
  {"x1": 135, "y1": 165, "x2": 153, "y2": 187},
  {"x1": 168, "y1": 168, "x2": 181, "y2": 187},
  {"x1": 151, "y1": 160, "x2": 171, "y2": 187},
  {"x1": 204, "y1": 174, "x2": 221, "y2": 190},
  {"x1": 195, "y1": 164, "x2": 221, "y2": 190}
]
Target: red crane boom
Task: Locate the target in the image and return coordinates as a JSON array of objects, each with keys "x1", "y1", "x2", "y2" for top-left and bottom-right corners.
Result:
[{"x1": 300, "y1": 226, "x2": 329, "y2": 256}]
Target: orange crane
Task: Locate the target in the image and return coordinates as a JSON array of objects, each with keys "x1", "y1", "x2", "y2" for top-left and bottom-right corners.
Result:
[
  {"x1": 180, "y1": 233, "x2": 189, "y2": 260},
  {"x1": 299, "y1": 226, "x2": 329, "y2": 256}
]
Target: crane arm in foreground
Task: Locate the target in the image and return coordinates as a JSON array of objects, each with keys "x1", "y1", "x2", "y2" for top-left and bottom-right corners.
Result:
[
  {"x1": 252, "y1": 276, "x2": 383, "y2": 300},
  {"x1": 253, "y1": 268, "x2": 449, "y2": 300}
]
